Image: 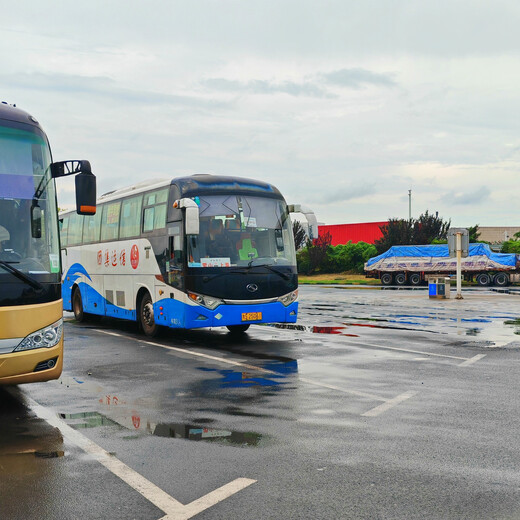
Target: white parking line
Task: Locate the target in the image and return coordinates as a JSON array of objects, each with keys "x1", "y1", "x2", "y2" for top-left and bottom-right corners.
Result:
[
  {"x1": 95, "y1": 329, "x2": 415, "y2": 416},
  {"x1": 18, "y1": 392, "x2": 255, "y2": 520},
  {"x1": 458, "y1": 354, "x2": 487, "y2": 367},
  {"x1": 299, "y1": 377, "x2": 386, "y2": 402},
  {"x1": 347, "y1": 340, "x2": 483, "y2": 363},
  {"x1": 361, "y1": 391, "x2": 418, "y2": 417}
]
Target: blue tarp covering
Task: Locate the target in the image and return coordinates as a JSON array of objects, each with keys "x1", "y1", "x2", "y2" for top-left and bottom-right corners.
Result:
[{"x1": 366, "y1": 243, "x2": 517, "y2": 268}]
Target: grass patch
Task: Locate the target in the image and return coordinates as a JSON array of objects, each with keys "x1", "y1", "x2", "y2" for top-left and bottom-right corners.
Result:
[{"x1": 298, "y1": 273, "x2": 380, "y2": 285}]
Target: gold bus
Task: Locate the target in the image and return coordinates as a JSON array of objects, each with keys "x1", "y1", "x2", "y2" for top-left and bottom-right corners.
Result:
[{"x1": 0, "y1": 103, "x2": 95, "y2": 384}]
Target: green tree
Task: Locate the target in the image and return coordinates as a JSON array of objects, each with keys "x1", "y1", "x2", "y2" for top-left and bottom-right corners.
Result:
[
  {"x1": 297, "y1": 232, "x2": 332, "y2": 274},
  {"x1": 501, "y1": 240, "x2": 520, "y2": 253},
  {"x1": 468, "y1": 224, "x2": 481, "y2": 243},
  {"x1": 375, "y1": 211, "x2": 451, "y2": 254},
  {"x1": 412, "y1": 210, "x2": 450, "y2": 244},
  {"x1": 292, "y1": 220, "x2": 307, "y2": 250},
  {"x1": 374, "y1": 218, "x2": 413, "y2": 254}
]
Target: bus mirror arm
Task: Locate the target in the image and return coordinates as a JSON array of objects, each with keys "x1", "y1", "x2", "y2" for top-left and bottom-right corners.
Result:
[
  {"x1": 51, "y1": 160, "x2": 92, "y2": 178},
  {"x1": 174, "y1": 198, "x2": 199, "y2": 235}
]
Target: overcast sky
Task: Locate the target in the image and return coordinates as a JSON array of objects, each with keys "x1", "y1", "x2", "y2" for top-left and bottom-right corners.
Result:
[{"x1": 2, "y1": 1, "x2": 520, "y2": 226}]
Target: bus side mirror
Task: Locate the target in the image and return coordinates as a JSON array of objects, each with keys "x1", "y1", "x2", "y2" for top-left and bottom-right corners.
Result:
[
  {"x1": 31, "y1": 204, "x2": 42, "y2": 238},
  {"x1": 50, "y1": 160, "x2": 97, "y2": 215},
  {"x1": 173, "y1": 198, "x2": 199, "y2": 235},
  {"x1": 75, "y1": 172, "x2": 97, "y2": 215}
]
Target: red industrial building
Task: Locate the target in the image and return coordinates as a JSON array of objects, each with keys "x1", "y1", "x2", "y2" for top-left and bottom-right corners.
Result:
[{"x1": 318, "y1": 221, "x2": 388, "y2": 246}]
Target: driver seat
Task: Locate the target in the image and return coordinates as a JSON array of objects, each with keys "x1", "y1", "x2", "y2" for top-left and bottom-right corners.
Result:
[{"x1": 237, "y1": 237, "x2": 258, "y2": 261}]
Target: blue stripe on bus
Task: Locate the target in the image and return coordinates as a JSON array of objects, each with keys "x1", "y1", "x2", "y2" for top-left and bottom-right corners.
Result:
[{"x1": 63, "y1": 265, "x2": 298, "y2": 329}]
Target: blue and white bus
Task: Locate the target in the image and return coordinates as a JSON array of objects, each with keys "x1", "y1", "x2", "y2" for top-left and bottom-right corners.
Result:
[{"x1": 60, "y1": 175, "x2": 299, "y2": 336}]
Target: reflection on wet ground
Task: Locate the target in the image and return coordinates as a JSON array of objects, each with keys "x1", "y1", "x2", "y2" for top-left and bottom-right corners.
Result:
[
  {"x1": 197, "y1": 360, "x2": 298, "y2": 388},
  {"x1": 0, "y1": 388, "x2": 64, "y2": 475},
  {"x1": 297, "y1": 288, "x2": 520, "y2": 347},
  {"x1": 61, "y1": 410, "x2": 263, "y2": 447},
  {"x1": 57, "y1": 355, "x2": 299, "y2": 448}
]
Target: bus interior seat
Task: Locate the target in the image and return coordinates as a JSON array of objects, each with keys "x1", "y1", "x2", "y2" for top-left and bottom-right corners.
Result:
[
  {"x1": 225, "y1": 218, "x2": 240, "y2": 230},
  {"x1": 237, "y1": 237, "x2": 258, "y2": 261}
]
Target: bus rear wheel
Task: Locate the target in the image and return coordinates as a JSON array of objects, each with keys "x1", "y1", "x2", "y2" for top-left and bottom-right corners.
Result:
[
  {"x1": 139, "y1": 292, "x2": 158, "y2": 337},
  {"x1": 226, "y1": 324, "x2": 250, "y2": 334},
  {"x1": 72, "y1": 287, "x2": 85, "y2": 322}
]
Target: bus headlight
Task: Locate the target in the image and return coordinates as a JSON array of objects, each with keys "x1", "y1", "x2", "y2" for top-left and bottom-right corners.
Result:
[
  {"x1": 14, "y1": 319, "x2": 63, "y2": 352},
  {"x1": 278, "y1": 289, "x2": 298, "y2": 307},
  {"x1": 188, "y1": 291, "x2": 222, "y2": 310}
]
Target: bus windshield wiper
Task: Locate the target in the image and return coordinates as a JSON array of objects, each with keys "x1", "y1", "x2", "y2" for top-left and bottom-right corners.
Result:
[
  {"x1": 202, "y1": 264, "x2": 291, "y2": 283},
  {"x1": 246, "y1": 261, "x2": 291, "y2": 280},
  {"x1": 0, "y1": 261, "x2": 44, "y2": 291}
]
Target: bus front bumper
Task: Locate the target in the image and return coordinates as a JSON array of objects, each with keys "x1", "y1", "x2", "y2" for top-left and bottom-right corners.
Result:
[
  {"x1": 0, "y1": 300, "x2": 64, "y2": 384},
  {"x1": 154, "y1": 299, "x2": 298, "y2": 329}
]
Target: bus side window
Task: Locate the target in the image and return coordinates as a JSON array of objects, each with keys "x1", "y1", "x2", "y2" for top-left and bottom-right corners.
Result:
[
  {"x1": 143, "y1": 207, "x2": 155, "y2": 233},
  {"x1": 143, "y1": 189, "x2": 168, "y2": 233},
  {"x1": 120, "y1": 195, "x2": 143, "y2": 239},
  {"x1": 61, "y1": 215, "x2": 69, "y2": 247},
  {"x1": 101, "y1": 202, "x2": 121, "y2": 241},
  {"x1": 67, "y1": 213, "x2": 84, "y2": 246},
  {"x1": 168, "y1": 223, "x2": 183, "y2": 268},
  {"x1": 83, "y1": 209, "x2": 102, "y2": 244}
]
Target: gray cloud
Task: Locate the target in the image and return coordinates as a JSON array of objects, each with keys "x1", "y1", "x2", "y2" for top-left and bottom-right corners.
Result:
[
  {"x1": 443, "y1": 186, "x2": 490, "y2": 206},
  {"x1": 201, "y1": 78, "x2": 334, "y2": 98},
  {"x1": 321, "y1": 182, "x2": 376, "y2": 203},
  {"x1": 322, "y1": 68, "x2": 397, "y2": 89},
  {"x1": 202, "y1": 67, "x2": 395, "y2": 98},
  {"x1": 4, "y1": 73, "x2": 228, "y2": 109}
]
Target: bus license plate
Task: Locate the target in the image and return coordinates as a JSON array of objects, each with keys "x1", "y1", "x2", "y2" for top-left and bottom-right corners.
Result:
[{"x1": 242, "y1": 312, "x2": 262, "y2": 322}]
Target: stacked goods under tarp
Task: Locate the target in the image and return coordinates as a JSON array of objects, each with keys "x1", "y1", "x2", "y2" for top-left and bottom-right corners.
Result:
[{"x1": 365, "y1": 244, "x2": 517, "y2": 273}]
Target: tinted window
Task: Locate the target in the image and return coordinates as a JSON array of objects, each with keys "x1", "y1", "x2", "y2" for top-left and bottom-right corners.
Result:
[
  {"x1": 120, "y1": 195, "x2": 143, "y2": 239},
  {"x1": 60, "y1": 215, "x2": 69, "y2": 247},
  {"x1": 101, "y1": 202, "x2": 121, "y2": 241},
  {"x1": 67, "y1": 213, "x2": 83, "y2": 246},
  {"x1": 143, "y1": 189, "x2": 168, "y2": 233},
  {"x1": 83, "y1": 209, "x2": 102, "y2": 243}
]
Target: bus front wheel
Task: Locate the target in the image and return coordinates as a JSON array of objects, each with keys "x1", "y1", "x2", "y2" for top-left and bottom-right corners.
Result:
[
  {"x1": 139, "y1": 292, "x2": 158, "y2": 337},
  {"x1": 226, "y1": 324, "x2": 250, "y2": 334},
  {"x1": 72, "y1": 287, "x2": 85, "y2": 322}
]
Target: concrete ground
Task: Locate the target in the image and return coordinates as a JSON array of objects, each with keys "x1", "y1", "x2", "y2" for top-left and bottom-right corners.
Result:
[{"x1": 1, "y1": 286, "x2": 519, "y2": 519}]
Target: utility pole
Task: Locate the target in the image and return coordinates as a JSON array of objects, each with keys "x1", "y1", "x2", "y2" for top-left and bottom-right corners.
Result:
[{"x1": 408, "y1": 189, "x2": 412, "y2": 222}]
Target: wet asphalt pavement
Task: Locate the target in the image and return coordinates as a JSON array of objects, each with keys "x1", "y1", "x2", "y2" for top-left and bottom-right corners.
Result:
[{"x1": 2, "y1": 285, "x2": 520, "y2": 519}]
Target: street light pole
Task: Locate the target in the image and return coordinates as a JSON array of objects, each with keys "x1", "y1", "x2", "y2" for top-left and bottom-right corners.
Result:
[{"x1": 408, "y1": 189, "x2": 412, "y2": 222}]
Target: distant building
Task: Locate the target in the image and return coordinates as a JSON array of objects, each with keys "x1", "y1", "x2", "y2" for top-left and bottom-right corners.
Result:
[
  {"x1": 478, "y1": 227, "x2": 520, "y2": 244},
  {"x1": 318, "y1": 221, "x2": 387, "y2": 246},
  {"x1": 318, "y1": 223, "x2": 520, "y2": 247}
]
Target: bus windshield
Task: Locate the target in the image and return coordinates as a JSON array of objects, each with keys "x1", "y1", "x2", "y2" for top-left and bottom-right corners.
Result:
[
  {"x1": 187, "y1": 194, "x2": 296, "y2": 268},
  {"x1": 0, "y1": 125, "x2": 59, "y2": 276}
]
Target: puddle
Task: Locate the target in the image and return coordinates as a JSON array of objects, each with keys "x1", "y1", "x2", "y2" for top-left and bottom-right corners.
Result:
[
  {"x1": 0, "y1": 388, "x2": 65, "y2": 475},
  {"x1": 153, "y1": 423, "x2": 262, "y2": 446},
  {"x1": 269, "y1": 323, "x2": 358, "y2": 337},
  {"x1": 60, "y1": 411, "x2": 121, "y2": 429},
  {"x1": 504, "y1": 319, "x2": 520, "y2": 335},
  {"x1": 61, "y1": 410, "x2": 262, "y2": 447},
  {"x1": 197, "y1": 361, "x2": 298, "y2": 388}
]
